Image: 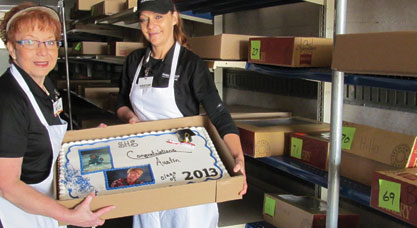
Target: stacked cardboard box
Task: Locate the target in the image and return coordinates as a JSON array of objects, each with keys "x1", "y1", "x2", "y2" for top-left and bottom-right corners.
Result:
[
  {"x1": 286, "y1": 131, "x2": 395, "y2": 186},
  {"x1": 332, "y1": 31, "x2": 417, "y2": 77},
  {"x1": 108, "y1": 42, "x2": 145, "y2": 56},
  {"x1": 125, "y1": 0, "x2": 137, "y2": 9},
  {"x1": 72, "y1": 41, "x2": 108, "y2": 55},
  {"x1": 188, "y1": 34, "x2": 256, "y2": 60},
  {"x1": 236, "y1": 116, "x2": 329, "y2": 158},
  {"x1": 76, "y1": 0, "x2": 104, "y2": 11},
  {"x1": 91, "y1": 0, "x2": 126, "y2": 17},
  {"x1": 248, "y1": 37, "x2": 333, "y2": 67},
  {"x1": 370, "y1": 168, "x2": 417, "y2": 226},
  {"x1": 285, "y1": 122, "x2": 417, "y2": 186},
  {"x1": 342, "y1": 121, "x2": 417, "y2": 168},
  {"x1": 263, "y1": 194, "x2": 359, "y2": 228}
]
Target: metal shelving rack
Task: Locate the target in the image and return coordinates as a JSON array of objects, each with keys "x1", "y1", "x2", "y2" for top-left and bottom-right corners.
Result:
[{"x1": 58, "y1": 1, "x2": 413, "y2": 227}]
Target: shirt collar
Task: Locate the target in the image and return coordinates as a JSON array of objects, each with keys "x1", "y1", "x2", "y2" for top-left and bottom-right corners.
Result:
[
  {"x1": 12, "y1": 64, "x2": 58, "y2": 101},
  {"x1": 143, "y1": 43, "x2": 177, "y2": 76}
]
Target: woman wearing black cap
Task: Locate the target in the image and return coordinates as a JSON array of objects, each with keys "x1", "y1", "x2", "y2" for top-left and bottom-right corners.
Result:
[{"x1": 116, "y1": 0, "x2": 247, "y2": 227}]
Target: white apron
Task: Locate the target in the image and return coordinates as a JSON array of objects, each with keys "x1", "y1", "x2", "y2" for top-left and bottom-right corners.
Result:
[
  {"x1": 0, "y1": 65, "x2": 67, "y2": 228},
  {"x1": 129, "y1": 43, "x2": 218, "y2": 228}
]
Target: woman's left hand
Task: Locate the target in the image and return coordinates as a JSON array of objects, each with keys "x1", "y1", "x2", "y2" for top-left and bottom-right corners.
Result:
[
  {"x1": 233, "y1": 155, "x2": 248, "y2": 196},
  {"x1": 223, "y1": 133, "x2": 248, "y2": 196}
]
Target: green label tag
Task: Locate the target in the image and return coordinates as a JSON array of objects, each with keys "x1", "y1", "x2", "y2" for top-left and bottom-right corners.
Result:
[
  {"x1": 378, "y1": 179, "x2": 401, "y2": 212},
  {"x1": 74, "y1": 42, "x2": 82, "y2": 51},
  {"x1": 342, "y1": 127, "x2": 356, "y2": 150},
  {"x1": 264, "y1": 196, "x2": 276, "y2": 217},
  {"x1": 250, "y1": 40, "x2": 261, "y2": 60},
  {"x1": 290, "y1": 137, "x2": 303, "y2": 159}
]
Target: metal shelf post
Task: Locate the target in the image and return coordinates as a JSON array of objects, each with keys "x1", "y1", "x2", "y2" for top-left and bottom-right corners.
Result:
[
  {"x1": 58, "y1": 0, "x2": 73, "y2": 130},
  {"x1": 326, "y1": 0, "x2": 347, "y2": 227}
]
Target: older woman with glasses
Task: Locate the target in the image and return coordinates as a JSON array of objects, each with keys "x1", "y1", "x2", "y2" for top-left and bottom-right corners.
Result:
[{"x1": 0, "y1": 3, "x2": 114, "y2": 228}]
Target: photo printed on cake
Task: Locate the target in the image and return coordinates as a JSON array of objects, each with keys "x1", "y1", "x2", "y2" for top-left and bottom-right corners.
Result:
[
  {"x1": 105, "y1": 164, "x2": 155, "y2": 190},
  {"x1": 80, "y1": 146, "x2": 113, "y2": 174}
]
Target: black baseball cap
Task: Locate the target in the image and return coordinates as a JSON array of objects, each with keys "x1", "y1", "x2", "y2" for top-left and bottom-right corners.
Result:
[{"x1": 137, "y1": 0, "x2": 175, "y2": 14}]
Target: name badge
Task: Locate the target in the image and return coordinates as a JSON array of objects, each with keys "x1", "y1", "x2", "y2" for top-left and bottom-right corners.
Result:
[
  {"x1": 139, "y1": 77, "x2": 153, "y2": 89},
  {"x1": 53, "y1": 98, "x2": 63, "y2": 117}
]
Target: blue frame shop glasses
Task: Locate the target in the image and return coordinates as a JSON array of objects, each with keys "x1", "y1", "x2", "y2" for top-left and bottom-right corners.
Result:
[{"x1": 16, "y1": 39, "x2": 62, "y2": 49}]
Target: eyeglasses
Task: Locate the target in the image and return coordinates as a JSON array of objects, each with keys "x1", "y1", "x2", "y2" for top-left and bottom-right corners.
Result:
[{"x1": 16, "y1": 39, "x2": 62, "y2": 50}]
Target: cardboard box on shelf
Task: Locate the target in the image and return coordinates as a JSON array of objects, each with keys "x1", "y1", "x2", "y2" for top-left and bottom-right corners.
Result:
[
  {"x1": 108, "y1": 42, "x2": 145, "y2": 56},
  {"x1": 236, "y1": 116, "x2": 329, "y2": 158},
  {"x1": 248, "y1": 37, "x2": 333, "y2": 67},
  {"x1": 55, "y1": 116, "x2": 244, "y2": 221},
  {"x1": 76, "y1": 0, "x2": 104, "y2": 11},
  {"x1": 91, "y1": 0, "x2": 126, "y2": 17},
  {"x1": 125, "y1": 0, "x2": 137, "y2": 9},
  {"x1": 286, "y1": 132, "x2": 394, "y2": 185},
  {"x1": 370, "y1": 168, "x2": 417, "y2": 226},
  {"x1": 332, "y1": 31, "x2": 417, "y2": 77},
  {"x1": 286, "y1": 132, "x2": 331, "y2": 170},
  {"x1": 188, "y1": 34, "x2": 255, "y2": 60},
  {"x1": 83, "y1": 87, "x2": 119, "y2": 110},
  {"x1": 72, "y1": 41, "x2": 108, "y2": 55},
  {"x1": 342, "y1": 151, "x2": 395, "y2": 186},
  {"x1": 342, "y1": 121, "x2": 417, "y2": 168},
  {"x1": 263, "y1": 194, "x2": 359, "y2": 228}
]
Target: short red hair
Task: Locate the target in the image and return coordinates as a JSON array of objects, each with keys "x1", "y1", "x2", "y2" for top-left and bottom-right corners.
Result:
[
  {"x1": 0, "y1": 2, "x2": 62, "y2": 44},
  {"x1": 0, "y1": 2, "x2": 62, "y2": 63}
]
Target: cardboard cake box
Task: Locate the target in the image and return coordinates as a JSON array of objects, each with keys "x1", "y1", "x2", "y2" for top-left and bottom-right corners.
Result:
[
  {"x1": 342, "y1": 121, "x2": 417, "y2": 168},
  {"x1": 248, "y1": 37, "x2": 333, "y2": 67},
  {"x1": 332, "y1": 31, "x2": 417, "y2": 77},
  {"x1": 286, "y1": 132, "x2": 394, "y2": 186},
  {"x1": 236, "y1": 116, "x2": 330, "y2": 158},
  {"x1": 55, "y1": 116, "x2": 244, "y2": 221},
  {"x1": 370, "y1": 168, "x2": 417, "y2": 226},
  {"x1": 263, "y1": 194, "x2": 359, "y2": 228}
]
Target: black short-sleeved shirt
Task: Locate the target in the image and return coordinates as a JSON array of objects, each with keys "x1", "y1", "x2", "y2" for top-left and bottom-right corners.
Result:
[
  {"x1": 116, "y1": 44, "x2": 239, "y2": 137},
  {"x1": 0, "y1": 65, "x2": 61, "y2": 184}
]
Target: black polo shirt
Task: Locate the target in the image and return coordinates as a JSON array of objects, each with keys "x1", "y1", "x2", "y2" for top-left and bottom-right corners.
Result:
[
  {"x1": 0, "y1": 64, "x2": 61, "y2": 184},
  {"x1": 116, "y1": 44, "x2": 239, "y2": 137}
]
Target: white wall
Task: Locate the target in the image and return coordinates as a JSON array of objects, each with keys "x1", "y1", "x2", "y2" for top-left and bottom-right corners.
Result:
[
  {"x1": 223, "y1": 2, "x2": 321, "y2": 36},
  {"x1": 346, "y1": 0, "x2": 417, "y2": 33},
  {"x1": 344, "y1": 0, "x2": 417, "y2": 134},
  {"x1": 222, "y1": 2, "x2": 322, "y2": 119}
]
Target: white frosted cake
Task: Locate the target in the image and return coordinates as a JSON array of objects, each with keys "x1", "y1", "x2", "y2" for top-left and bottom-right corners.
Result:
[{"x1": 58, "y1": 127, "x2": 230, "y2": 200}]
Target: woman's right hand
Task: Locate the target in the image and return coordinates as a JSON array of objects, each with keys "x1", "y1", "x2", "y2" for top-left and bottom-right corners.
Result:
[
  {"x1": 65, "y1": 192, "x2": 115, "y2": 227},
  {"x1": 116, "y1": 106, "x2": 140, "y2": 124}
]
